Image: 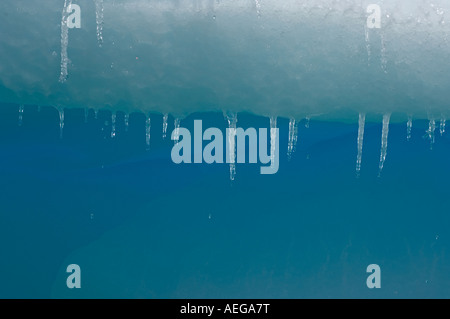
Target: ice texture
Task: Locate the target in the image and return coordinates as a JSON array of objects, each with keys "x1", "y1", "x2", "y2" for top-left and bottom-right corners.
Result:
[{"x1": 0, "y1": 1, "x2": 450, "y2": 121}]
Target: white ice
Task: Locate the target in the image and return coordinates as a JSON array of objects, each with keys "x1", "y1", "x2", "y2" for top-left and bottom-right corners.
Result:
[{"x1": 356, "y1": 113, "x2": 366, "y2": 176}]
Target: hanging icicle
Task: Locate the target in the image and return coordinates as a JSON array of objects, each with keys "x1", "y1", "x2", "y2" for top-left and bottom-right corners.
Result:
[
  {"x1": 407, "y1": 115, "x2": 413, "y2": 141},
  {"x1": 145, "y1": 115, "x2": 151, "y2": 150},
  {"x1": 124, "y1": 113, "x2": 130, "y2": 132},
  {"x1": 304, "y1": 117, "x2": 310, "y2": 129},
  {"x1": 162, "y1": 114, "x2": 169, "y2": 139},
  {"x1": 425, "y1": 119, "x2": 436, "y2": 150},
  {"x1": 440, "y1": 117, "x2": 446, "y2": 136},
  {"x1": 173, "y1": 118, "x2": 181, "y2": 144},
  {"x1": 58, "y1": 107, "x2": 65, "y2": 139},
  {"x1": 18, "y1": 105, "x2": 24, "y2": 127},
  {"x1": 356, "y1": 113, "x2": 366, "y2": 177},
  {"x1": 111, "y1": 112, "x2": 116, "y2": 138},
  {"x1": 287, "y1": 118, "x2": 298, "y2": 161},
  {"x1": 378, "y1": 113, "x2": 391, "y2": 176}
]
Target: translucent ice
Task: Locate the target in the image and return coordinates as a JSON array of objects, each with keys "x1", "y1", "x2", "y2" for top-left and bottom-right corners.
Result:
[
  {"x1": 225, "y1": 112, "x2": 238, "y2": 181},
  {"x1": 1, "y1": 1, "x2": 450, "y2": 121},
  {"x1": 378, "y1": 113, "x2": 391, "y2": 176},
  {"x1": 356, "y1": 113, "x2": 366, "y2": 176},
  {"x1": 287, "y1": 118, "x2": 298, "y2": 161}
]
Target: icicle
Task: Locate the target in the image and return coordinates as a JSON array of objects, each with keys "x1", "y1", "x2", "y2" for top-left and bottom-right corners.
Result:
[
  {"x1": 287, "y1": 118, "x2": 298, "y2": 161},
  {"x1": 94, "y1": 109, "x2": 99, "y2": 120},
  {"x1": 94, "y1": 0, "x2": 104, "y2": 47},
  {"x1": 407, "y1": 115, "x2": 413, "y2": 141},
  {"x1": 162, "y1": 114, "x2": 168, "y2": 139},
  {"x1": 18, "y1": 105, "x2": 24, "y2": 126},
  {"x1": 145, "y1": 116, "x2": 151, "y2": 150},
  {"x1": 111, "y1": 112, "x2": 116, "y2": 138},
  {"x1": 59, "y1": 0, "x2": 72, "y2": 83},
  {"x1": 226, "y1": 112, "x2": 238, "y2": 181},
  {"x1": 426, "y1": 119, "x2": 436, "y2": 150},
  {"x1": 173, "y1": 118, "x2": 181, "y2": 144},
  {"x1": 378, "y1": 113, "x2": 391, "y2": 176},
  {"x1": 440, "y1": 117, "x2": 446, "y2": 136},
  {"x1": 305, "y1": 117, "x2": 310, "y2": 129},
  {"x1": 58, "y1": 107, "x2": 65, "y2": 139},
  {"x1": 356, "y1": 113, "x2": 366, "y2": 177},
  {"x1": 84, "y1": 108, "x2": 89, "y2": 123},
  {"x1": 124, "y1": 113, "x2": 130, "y2": 132}
]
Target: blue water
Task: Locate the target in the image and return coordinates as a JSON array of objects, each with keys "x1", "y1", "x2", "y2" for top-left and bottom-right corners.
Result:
[{"x1": 1, "y1": 103, "x2": 450, "y2": 298}]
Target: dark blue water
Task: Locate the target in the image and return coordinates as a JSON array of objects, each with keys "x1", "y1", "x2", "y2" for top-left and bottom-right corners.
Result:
[{"x1": 1, "y1": 103, "x2": 449, "y2": 298}]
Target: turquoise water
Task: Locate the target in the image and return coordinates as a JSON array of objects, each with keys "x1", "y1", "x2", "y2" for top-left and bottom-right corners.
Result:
[{"x1": 1, "y1": 103, "x2": 449, "y2": 298}]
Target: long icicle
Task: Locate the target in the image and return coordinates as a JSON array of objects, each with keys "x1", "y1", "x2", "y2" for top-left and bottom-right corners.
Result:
[
  {"x1": 440, "y1": 117, "x2": 446, "y2": 136},
  {"x1": 173, "y1": 118, "x2": 181, "y2": 144},
  {"x1": 356, "y1": 113, "x2": 366, "y2": 177},
  {"x1": 378, "y1": 113, "x2": 391, "y2": 176},
  {"x1": 426, "y1": 119, "x2": 436, "y2": 150},
  {"x1": 287, "y1": 118, "x2": 298, "y2": 161},
  {"x1": 407, "y1": 115, "x2": 413, "y2": 141},
  {"x1": 162, "y1": 114, "x2": 168, "y2": 139}
]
